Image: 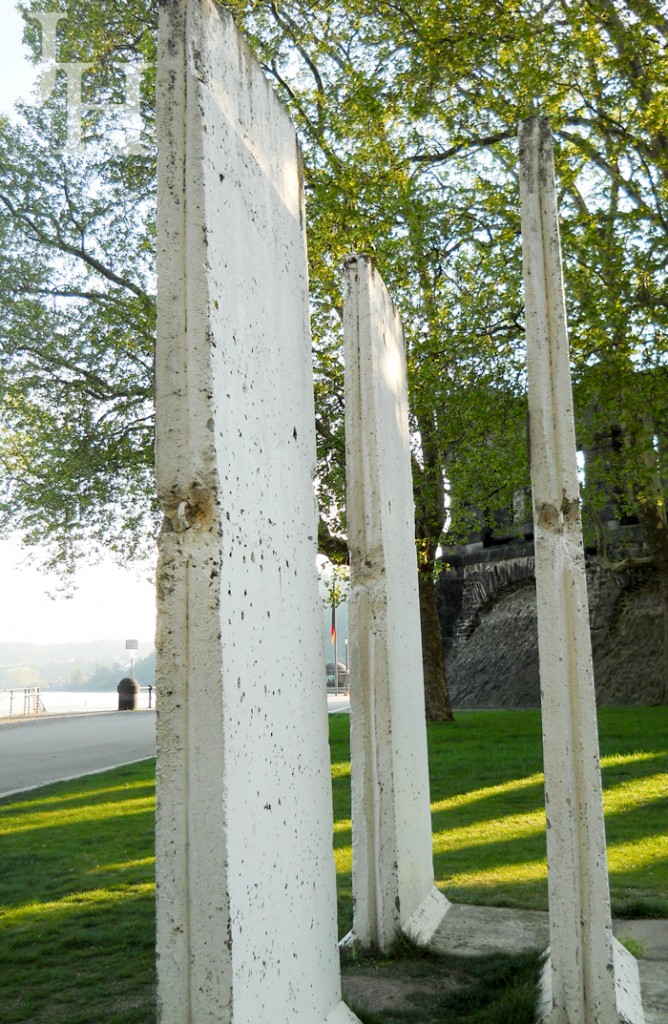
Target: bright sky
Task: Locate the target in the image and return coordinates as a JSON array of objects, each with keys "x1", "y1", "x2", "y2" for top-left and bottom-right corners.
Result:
[
  {"x1": 0, "y1": 3, "x2": 35, "y2": 115},
  {"x1": 0, "y1": 5, "x2": 158, "y2": 646},
  {"x1": 0, "y1": 538, "x2": 157, "y2": 645}
]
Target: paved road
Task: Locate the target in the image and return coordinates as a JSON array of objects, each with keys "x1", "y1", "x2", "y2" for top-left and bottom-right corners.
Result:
[
  {"x1": 0, "y1": 695, "x2": 348, "y2": 800},
  {"x1": 0, "y1": 711, "x2": 156, "y2": 799}
]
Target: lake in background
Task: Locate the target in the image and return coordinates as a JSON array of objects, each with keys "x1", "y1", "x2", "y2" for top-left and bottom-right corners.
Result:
[
  {"x1": 0, "y1": 689, "x2": 155, "y2": 717},
  {"x1": 0, "y1": 689, "x2": 349, "y2": 718}
]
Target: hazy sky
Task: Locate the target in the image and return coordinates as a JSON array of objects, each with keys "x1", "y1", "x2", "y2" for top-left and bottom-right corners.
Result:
[
  {"x1": 0, "y1": 4, "x2": 158, "y2": 646},
  {"x1": 0, "y1": 539, "x2": 157, "y2": 645}
]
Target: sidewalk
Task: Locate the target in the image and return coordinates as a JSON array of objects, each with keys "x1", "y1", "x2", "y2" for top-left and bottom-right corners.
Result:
[
  {"x1": 327, "y1": 693, "x2": 351, "y2": 714},
  {"x1": 432, "y1": 903, "x2": 668, "y2": 1024}
]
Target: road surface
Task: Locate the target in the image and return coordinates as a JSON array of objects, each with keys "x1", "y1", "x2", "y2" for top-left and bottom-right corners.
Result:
[
  {"x1": 0, "y1": 695, "x2": 350, "y2": 799},
  {"x1": 0, "y1": 711, "x2": 156, "y2": 798}
]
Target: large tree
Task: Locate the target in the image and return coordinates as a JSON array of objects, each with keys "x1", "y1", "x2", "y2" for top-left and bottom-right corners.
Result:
[
  {"x1": 1, "y1": 1, "x2": 158, "y2": 572},
  {"x1": 2, "y1": 0, "x2": 667, "y2": 707}
]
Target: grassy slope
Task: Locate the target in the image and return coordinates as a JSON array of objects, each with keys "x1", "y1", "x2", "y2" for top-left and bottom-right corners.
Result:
[{"x1": 0, "y1": 707, "x2": 665, "y2": 1022}]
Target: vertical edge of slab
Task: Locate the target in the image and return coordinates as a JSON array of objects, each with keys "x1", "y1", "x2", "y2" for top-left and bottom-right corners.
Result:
[
  {"x1": 155, "y1": 0, "x2": 217, "y2": 511},
  {"x1": 343, "y1": 254, "x2": 448, "y2": 952},
  {"x1": 155, "y1": 1, "x2": 232, "y2": 1020},
  {"x1": 519, "y1": 115, "x2": 644, "y2": 1024},
  {"x1": 155, "y1": 2, "x2": 359, "y2": 1021},
  {"x1": 154, "y1": 1, "x2": 195, "y2": 1018}
]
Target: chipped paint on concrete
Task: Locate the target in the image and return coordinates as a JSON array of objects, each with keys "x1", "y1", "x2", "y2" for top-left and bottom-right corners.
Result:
[
  {"x1": 520, "y1": 116, "x2": 644, "y2": 1024},
  {"x1": 155, "y1": 3, "x2": 359, "y2": 1021},
  {"x1": 343, "y1": 255, "x2": 449, "y2": 954}
]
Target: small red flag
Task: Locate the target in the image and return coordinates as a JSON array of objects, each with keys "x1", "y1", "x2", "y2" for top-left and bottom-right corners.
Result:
[{"x1": 331, "y1": 605, "x2": 336, "y2": 645}]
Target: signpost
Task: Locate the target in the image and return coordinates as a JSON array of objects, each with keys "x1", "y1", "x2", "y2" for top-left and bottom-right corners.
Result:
[{"x1": 125, "y1": 638, "x2": 138, "y2": 676}]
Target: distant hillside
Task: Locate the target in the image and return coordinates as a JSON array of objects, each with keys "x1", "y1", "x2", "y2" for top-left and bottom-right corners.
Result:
[
  {"x1": 0, "y1": 640, "x2": 154, "y2": 689},
  {"x1": 0, "y1": 608, "x2": 344, "y2": 689}
]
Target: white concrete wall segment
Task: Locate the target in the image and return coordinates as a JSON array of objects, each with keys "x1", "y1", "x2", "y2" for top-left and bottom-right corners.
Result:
[
  {"x1": 343, "y1": 254, "x2": 449, "y2": 953},
  {"x1": 155, "y1": 3, "x2": 359, "y2": 1022},
  {"x1": 519, "y1": 116, "x2": 644, "y2": 1024}
]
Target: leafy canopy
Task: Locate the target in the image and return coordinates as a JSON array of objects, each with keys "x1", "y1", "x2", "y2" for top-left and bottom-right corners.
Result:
[{"x1": 1, "y1": 0, "x2": 667, "y2": 570}]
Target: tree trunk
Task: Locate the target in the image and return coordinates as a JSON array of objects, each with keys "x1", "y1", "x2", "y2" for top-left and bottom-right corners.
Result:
[
  {"x1": 659, "y1": 574, "x2": 668, "y2": 706},
  {"x1": 636, "y1": 499, "x2": 668, "y2": 704},
  {"x1": 632, "y1": 413, "x2": 668, "y2": 704},
  {"x1": 418, "y1": 568, "x2": 455, "y2": 722}
]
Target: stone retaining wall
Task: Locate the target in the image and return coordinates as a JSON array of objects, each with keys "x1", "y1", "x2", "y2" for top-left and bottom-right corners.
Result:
[{"x1": 439, "y1": 560, "x2": 664, "y2": 707}]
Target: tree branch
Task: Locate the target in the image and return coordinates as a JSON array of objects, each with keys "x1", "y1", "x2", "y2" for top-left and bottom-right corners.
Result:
[{"x1": 411, "y1": 130, "x2": 515, "y2": 165}]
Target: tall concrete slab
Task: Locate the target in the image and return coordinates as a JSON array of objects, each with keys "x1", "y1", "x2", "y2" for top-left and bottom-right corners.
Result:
[
  {"x1": 519, "y1": 116, "x2": 644, "y2": 1024},
  {"x1": 343, "y1": 254, "x2": 450, "y2": 953},
  {"x1": 155, "y1": 3, "x2": 359, "y2": 1022}
]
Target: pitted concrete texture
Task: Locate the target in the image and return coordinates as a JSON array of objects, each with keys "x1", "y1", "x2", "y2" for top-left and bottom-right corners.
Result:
[
  {"x1": 519, "y1": 117, "x2": 643, "y2": 1023},
  {"x1": 343, "y1": 256, "x2": 448, "y2": 952},
  {"x1": 154, "y1": 2, "x2": 358, "y2": 1021},
  {"x1": 431, "y1": 904, "x2": 668, "y2": 1024}
]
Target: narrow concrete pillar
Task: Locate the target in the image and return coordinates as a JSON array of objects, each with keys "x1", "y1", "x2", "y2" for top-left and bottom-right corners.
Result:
[
  {"x1": 519, "y1": 116, "x2": 644, "y2": 1024},
  {"x1": 154, "y1": 3, "x2": 359, "y2": 1022},
  {"x1": 343, "y1": 254, "x2": 450, "y2": 953}
]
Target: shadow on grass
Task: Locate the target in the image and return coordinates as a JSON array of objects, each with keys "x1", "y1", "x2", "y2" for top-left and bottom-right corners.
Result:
[
  {"x1": 0, "y1": 761, "x2": 156, "y2": 913},
  {"x1": 0, "y1": 807, "x2": 156, "y2": 908},
  {"x1": 331, "y1": 708, "x2": 668, "y2": 917},
  {"x1": 0, "y1": 889, "x2": 156, "y2": 1024},
  {"x1": 0, "y1": 761, "x2": 157, "y2": 1024},
  {"x1": 342, "y1": 942, "x2": 544, "y2": 1024}
]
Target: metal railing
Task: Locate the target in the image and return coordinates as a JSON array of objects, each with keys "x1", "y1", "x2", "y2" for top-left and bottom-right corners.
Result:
[{"x1": 0, "y1": 687, "x2": 45, "y2": 718}]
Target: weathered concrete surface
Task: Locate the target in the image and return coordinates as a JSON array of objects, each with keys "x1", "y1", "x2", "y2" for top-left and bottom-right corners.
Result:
[
  {"x1": 519, "y1": 115, "x2": 644, "y2": 1024},
  {"x1": 343, "y1": 255, "x2": 449, "y2": 953},
  {"x1": 155, "y1": 3, "x2": 357, "y2": 1022},
  {"x1": 431, "y1": 905, "x2": 667, "y2": 1024}
]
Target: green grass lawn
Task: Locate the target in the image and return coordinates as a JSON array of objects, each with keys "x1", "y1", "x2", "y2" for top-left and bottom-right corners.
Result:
[
  {"x1": 331, "y1": 707, "x2": 668, "y2": 933},
  {"x1": 0, "y1": 707, "x2": 666, "y2": 1023},
  {"x1": 0, "y1": 764, "x2": 156, "y2": 1024}
]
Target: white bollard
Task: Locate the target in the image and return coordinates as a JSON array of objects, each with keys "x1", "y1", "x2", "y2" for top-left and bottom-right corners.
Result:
[
  {"x1": 343, "y1": 254, "x2": 450, "y2": 953},
  {"x1": 154, "y1": 3, "x2": 359, "y2": 1021},
  {"x1": 519, "y1": 116, "x2": 644, "y2": 1024}
]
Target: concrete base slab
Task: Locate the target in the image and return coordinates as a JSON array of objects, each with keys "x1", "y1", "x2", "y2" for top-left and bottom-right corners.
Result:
[
  {"x1": 402, "y1": 888, "x2": 451, "y2": 946},
  {"x1": 638, "y1": 961, "x2": 668, "y2": 1024},
  {"x1": 612, "y1": 938, "x2": 646, "y2": 1024},
  {"x1": 431, "y1": 903, "x2": 550, "y2": 957},
  {"x1": 339, "y1": 890, "x2": 450, "y2": 953},
  {"x1": 431, "y1": 904, "x2": 667, "y2": 1024},
  {"x1": 538, "y1": 938, "x2": 644, "y2": 1024},
  {"x1": 325, "y1": 1001, "x2": 368, "y2": 1024}
]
